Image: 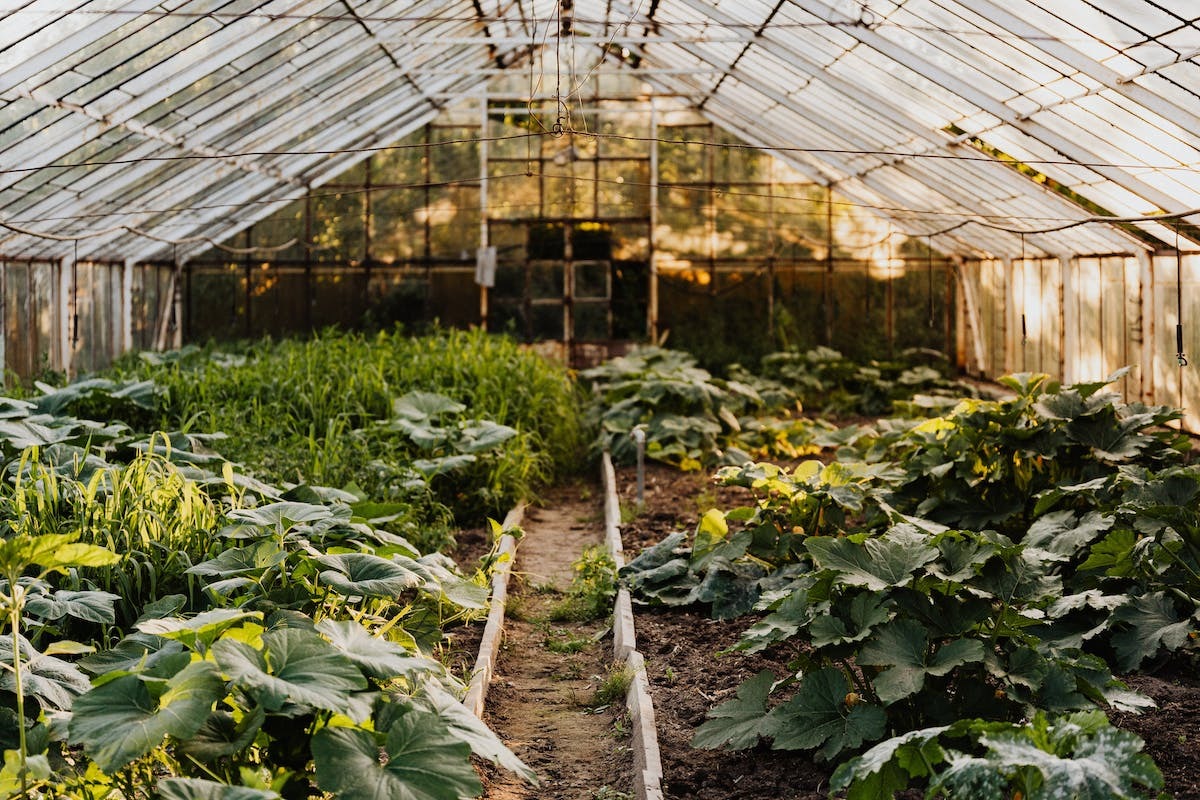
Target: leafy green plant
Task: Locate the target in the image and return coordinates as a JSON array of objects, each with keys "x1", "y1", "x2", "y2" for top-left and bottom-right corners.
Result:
[
  {"x1": 0, "y1": 523, "x2": 118, "y2": 797},
  {"x1": 830, "y1": 711, "x2": 1163, "y2": 800},
  {"x1": 550, "y1": 545, "x2": 618, "y2": 622},
  {"x1": 753, "y1": 346, "x2": 975, "y2": 417},
  {"x1": 591, "y1": 663, "x2": 634, "y2": 708},
  {"x1": 580, "y1": 347, "x2": 774, "y2": 470}
]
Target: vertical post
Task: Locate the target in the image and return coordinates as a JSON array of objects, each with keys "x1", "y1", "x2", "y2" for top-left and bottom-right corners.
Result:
[
  {"x1": 767, "y1": 158, "x2": 776, "y2": 346},
  {"x1": 0, "y1": 260, "x2": 5, "y2": 385},
  {"x1": 886, "y1": 233, "x2": 895, "y2": 359},
  {"x1": 647, "y1": 97, "x2": 659, "y2": 342},
  {"x1": 172, "y1": 256, "x2": 184, "y2": 350},
  {"x1": 1135, "y1": 250, "x2": 1154, "y2": 402},
  {"x1": 824, "y1": 184, "x2": 834, "y2": 345},
  {"x1": 1060, "y1": 254, "x2": 1075, "y2": 384},
  {"x1": 564, "y1": 222, "x2": 574, "y2": 364},
  {"x1": 185, "y1": 259, "x2": 193, "y2": 343},
  {"x1": 479, "y1": 88, "x2": 490, "y2": 330},
  {"x1": 304, "y1": 186, "x2": 313, "y2": 331},
  {"x1": 244, "y1": 228, "x2": 253, "y2": 339},
  {"x1": 633, "y1": 427, "x2": 646, "y2": 507},
  {"x1": 121, "y1": 259, "x2": 134, "y2": 354},
  {"x1": 363, "y1": 156, "x2": 374, "y2": 313},
  {"x1": 59, "y1": 256, "x2": 72, "y2": 377},
  {"x1": 1002, "y1": 256, "x2": 1014, "y2": 373}
]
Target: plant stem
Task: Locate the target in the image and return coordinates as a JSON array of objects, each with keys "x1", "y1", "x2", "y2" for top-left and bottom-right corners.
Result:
[{"x1": 9, "y1": 579, "x2": 27, "y2": 796}]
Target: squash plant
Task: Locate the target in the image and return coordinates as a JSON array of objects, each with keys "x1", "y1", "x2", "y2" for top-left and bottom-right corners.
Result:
[{"x1": 620, "y1": 367, "x2": 1195, "y2": 792}]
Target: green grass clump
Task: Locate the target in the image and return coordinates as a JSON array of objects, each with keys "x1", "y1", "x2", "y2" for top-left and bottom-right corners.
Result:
[
  {"x1": 103, "y1": 328, "x2": 585, "y2": 548},
  {"x1": 549, "y1": 545, "x2": 618, "y2": 622}
]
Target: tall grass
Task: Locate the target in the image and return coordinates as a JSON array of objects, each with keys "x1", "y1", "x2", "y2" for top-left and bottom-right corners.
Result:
[
  {"x1": 3, "y1": 446, "x2": 221, "y2": 628},
  {"x1": 109, "y1": 328, "x2": 585, "y2": 536}
]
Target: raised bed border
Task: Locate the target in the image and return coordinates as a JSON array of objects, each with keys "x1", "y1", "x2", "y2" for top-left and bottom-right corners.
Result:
[
  {"x1": 603, "y1": 452, "x2": 666, "y2": 800},
  {"x1": 463, "y1": 502, "x2": 525, "y2": 719}
]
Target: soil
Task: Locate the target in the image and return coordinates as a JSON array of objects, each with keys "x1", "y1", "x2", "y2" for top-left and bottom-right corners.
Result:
[
  {"x1": 444, "y1": 525, "x2": 494, "y2": 683},
  {"x1": 615, "y1": 462, "x2": 1200, "y2": 800},
  {"x1": 479, "y1": 483, "x2": 634, "y2": 800}
]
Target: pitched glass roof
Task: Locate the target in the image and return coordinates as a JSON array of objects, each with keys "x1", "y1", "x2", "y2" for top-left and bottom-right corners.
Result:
[{"x1": 0, "y1": 0, "x2": 1195, "y2": 260}]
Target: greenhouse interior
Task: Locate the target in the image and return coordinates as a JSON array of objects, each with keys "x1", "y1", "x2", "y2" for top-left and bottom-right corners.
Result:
[{"x1": 1, "y1": 1, "x2": 1200, "y2": 799}]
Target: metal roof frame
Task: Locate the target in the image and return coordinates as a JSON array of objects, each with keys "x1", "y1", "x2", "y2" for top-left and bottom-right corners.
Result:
[{"x1": 0, "y1": 0, "x2": 1195, "y2": 261}]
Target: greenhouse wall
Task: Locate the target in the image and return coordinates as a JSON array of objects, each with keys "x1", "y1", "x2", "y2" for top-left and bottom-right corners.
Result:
[
  {"x1": 959, "y1": 252, "x2": 1200, "y2": 433},
  {"x1": 1, "y1": 259, "x2": 176, "y2": 384}
]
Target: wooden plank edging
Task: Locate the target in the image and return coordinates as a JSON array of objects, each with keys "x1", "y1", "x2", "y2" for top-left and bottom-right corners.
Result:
[
  {"x1": 602, "y1": 451, "x2": 666, "y2": 800},
  {"x1": 463, "y1": 502, "x2": 526, "y2": 719}
]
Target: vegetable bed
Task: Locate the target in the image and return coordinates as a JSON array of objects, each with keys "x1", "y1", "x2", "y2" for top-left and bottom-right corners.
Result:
[
  {"x1": 0, "y1": 330, "x2": 577, "y2": 799},
  {"x1": 619, "y1": 463, "x2": 1200, "y2": 799},
  {"x1": 609, "y1": 357, "x2": 1200, "y2": 800}
]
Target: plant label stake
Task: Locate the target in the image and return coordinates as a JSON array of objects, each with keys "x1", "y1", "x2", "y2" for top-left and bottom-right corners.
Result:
[{"x1": 632, "y1": 426, "x2": 646, "y2": 507}]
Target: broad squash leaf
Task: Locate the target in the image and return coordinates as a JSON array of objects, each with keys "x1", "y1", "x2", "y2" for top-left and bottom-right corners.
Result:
[
  {"x1": 810, "y1": 593, "x2": 891, "y2": 648},
  {"x1": 213, "y1": 629, "x2": 367, "y2": 717},
  {"x1": 315, "y1": 619, "x2": 440, "y2": 681},
  {"x1": 0, "y1": 634, "x2": 91, "y2": 710},
  {"x1": 176, "y1": 706, "x2": 266, "y2": 763},
  {"x1": 806, "y1": 534, "x2": 937, "y2": 591},
  {"x1": 1111, "y1": 592, "x2": 1194, "y2": 670},
  {"x1": 764, "y1": 667, "x2": 886, "y2": 759},
  {"x1": 312, "y1": 713, "x2": 480, "y2": 800},
  {"x1": 69, "y1": 661, "x2": 224, "y2": 772},
  {"x1": 691, "y1": 670, "x2": 773, "y2": 750},
  {"x1": 136, "y1": 609, "x2": 263, "y2": 652},
  {"x1": 25, "y1": 589, "x2": 120, "y2": 624},
  {"x1": 157, "y1": 778, "x2": 279, "y2": 800},
  {"x1": 391, "y1": 391, "x2": 465, "y2": 422},
  {"x1": 315, "y1": 552, "x2": 424, "y2": 598},
  {"x1": 857, "y1": 620, "x2": 984, "y2": 704}
]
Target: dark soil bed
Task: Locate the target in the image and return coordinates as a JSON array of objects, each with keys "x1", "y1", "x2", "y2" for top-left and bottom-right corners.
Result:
[
  {"x1": 615, "y1": 462, "x2": 1200, "y2": 800},
  {"x1": 443, "y1": 525, "x2": 493, "y2": 684}
]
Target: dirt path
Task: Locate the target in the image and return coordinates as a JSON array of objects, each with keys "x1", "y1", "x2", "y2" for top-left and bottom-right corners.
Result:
[{"x1": 480, "y1": 483, "x2": 634, "y2": 800}]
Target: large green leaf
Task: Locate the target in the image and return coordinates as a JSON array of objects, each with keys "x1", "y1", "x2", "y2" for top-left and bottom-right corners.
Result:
[
  {"x1": 157, "y1": 778, "x2": 279, "y2": 800},
  {"x1": 810, "y1": 593, "x2": 892, "y2": 648},
  {"x1": 1024, "y1": 510, "x2": 1113, "y2": 558},
  {"x1": 78, "y1": 633, "x2": 184, "y2": 675},
  {"x1": 805, "y1": 533, "x2": 937, "y2": 591},
  {"x1": 857, "y1": 619, "x2": 984, "y2": 704},
  {"x1": 176, "y1": 706, "x2": 266, "y2": 763},
  {"x1": 187, "y1": 542, "x2": 286, "y2": 578},
  {"x1": 936, "y1": 727, "x2": 1162, "y2": 799},
  {"x1": 456, "y1": 420, "x2": 518, "y2": 453},
  {"x1": 69, "y1": 661, "x2": 224, "y2": 772},
  {"x1": 0, "y1": 534, "x2": 118, "y2": 574},
  {"x1": 228, "y1": 502, "x2": 334, "y2": 530},
  {"x1": 691, "y1": 670, "x2": 773, "y2": 750},
  {"x1": 315, "y1": 553, "x2": 424, "y2": 598},
  {"x1": 737, "y1": 590, "x2": 820, "y2": 654},
  {"x1": 830, "y1": 726, "x2": 949, "y2": 798},
  {"x1": 1111, "y1": 592, "x2": 1193, "y2": 670},
  {"x1": 392, "y1": 391, "x2": 466, "y2": 422},
  {"x1": 765, "y1": 667, "x2": 886, "y2": 759},
  {"x1": 25, "y1": 589, "x2": 120, "y2": 625},
  {"x1": 312, "y1": 714, "x2": 481, "y2": 800},
  {"x1": 316, "y1": 619, "x2": 440, "y2": 680},
  {"x1": 136, "y1": 609, "x2": 263, "y2": 652},
  {"x1": 213, "y1": 629, "x2": 367, "y2": 717},
  {"x1": 0, "y1": 635, "x2": 91, "y2": 710}
]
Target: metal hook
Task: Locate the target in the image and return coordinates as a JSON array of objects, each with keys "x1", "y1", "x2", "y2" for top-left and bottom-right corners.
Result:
[{"x1": 1179, "y1": 354, "x2": 1190, "y2": 368}]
